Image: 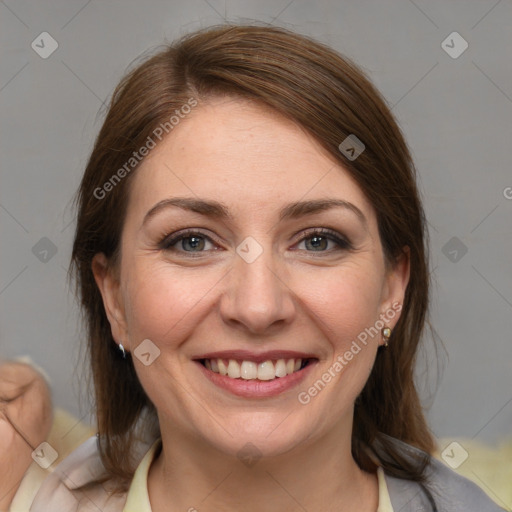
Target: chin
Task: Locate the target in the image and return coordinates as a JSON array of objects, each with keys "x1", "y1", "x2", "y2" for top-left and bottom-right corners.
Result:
[{"x1": 198, "y1": 413, "x2": 314, "y2": 461}]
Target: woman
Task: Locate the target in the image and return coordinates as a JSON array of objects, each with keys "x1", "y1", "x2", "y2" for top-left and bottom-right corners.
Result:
[{"x1": 31, "y1": 25, "x2": 503, "y2": 511}]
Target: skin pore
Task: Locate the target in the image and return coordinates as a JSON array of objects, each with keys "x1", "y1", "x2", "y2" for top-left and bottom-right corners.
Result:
[{"x1": 93, "y1": 97, "x2": 410, "y2": 512}]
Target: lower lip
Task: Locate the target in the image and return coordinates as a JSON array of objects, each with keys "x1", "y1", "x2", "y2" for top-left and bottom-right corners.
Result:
[{"x1": 194, "y1": 360, "x2": 318, "y2": 398}]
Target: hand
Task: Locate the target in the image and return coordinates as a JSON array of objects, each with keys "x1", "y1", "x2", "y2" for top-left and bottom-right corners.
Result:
[{"x1": 0, "y1": 360, "x2": 53, "y2": 510}]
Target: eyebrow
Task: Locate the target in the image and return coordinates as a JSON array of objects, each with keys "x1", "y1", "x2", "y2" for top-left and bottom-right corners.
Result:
[{"x1": 142, "y1": 197, "x2": 367, "y2": 226}]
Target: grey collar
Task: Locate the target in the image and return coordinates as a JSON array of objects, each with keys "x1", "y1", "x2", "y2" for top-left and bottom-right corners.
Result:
[{"x1": 376, "y1": 435, "x2": 505, "y2": 511}]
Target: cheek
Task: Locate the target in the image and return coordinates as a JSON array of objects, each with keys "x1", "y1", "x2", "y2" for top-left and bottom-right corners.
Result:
[
  {"x1": 305, "y1": 264, "x2": 384, "y2": 343},
  {"x1": 122, "y1": 259, "x2": 214, "y2": 347},
  {"x1": 302, "y1": 264, "x2": 384, "y2": 396},
  {"x1": 313, "y1": 274, "x2": 383, "y2": 397}
]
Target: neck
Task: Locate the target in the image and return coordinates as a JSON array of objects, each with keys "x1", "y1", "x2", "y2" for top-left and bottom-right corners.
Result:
[{"x1": 148, "y1": 421, "x2": 378, "y2": 512}]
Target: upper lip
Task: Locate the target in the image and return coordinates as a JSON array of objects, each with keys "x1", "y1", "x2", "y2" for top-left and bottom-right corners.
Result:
[{"x1": 193, "y1": 350, "x2": 318, "y2": 364}]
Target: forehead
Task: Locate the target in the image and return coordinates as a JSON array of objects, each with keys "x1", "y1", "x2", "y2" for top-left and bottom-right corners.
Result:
[{"x1": 126, "y1": 97, "x2": 376, "y2": 226}]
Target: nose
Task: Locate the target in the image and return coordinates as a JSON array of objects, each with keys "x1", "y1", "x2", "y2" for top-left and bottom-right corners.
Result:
[{"x1": 219, "y1": 245, "x2": 296, "y2": 335}]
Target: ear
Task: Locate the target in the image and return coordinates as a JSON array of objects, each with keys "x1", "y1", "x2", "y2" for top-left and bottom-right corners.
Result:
[
  {"x1": 91, "y1": 253, "x2": 129, "y2": 350},
  {"x1": 379, "y1": 246, "x2": 410, "y2": 338}
]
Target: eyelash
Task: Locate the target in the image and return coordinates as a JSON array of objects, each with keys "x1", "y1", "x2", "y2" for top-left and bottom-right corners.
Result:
[{"x1": 158, "y1": 228, "x2": 352, "y2": 256}]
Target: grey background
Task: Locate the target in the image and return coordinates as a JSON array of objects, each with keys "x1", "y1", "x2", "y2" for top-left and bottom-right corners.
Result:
[{"x1": 1, "y1": 0, "x2": 511, "y2": 447}]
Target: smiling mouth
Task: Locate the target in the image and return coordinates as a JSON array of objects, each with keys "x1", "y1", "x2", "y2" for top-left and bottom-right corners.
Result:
[{"x1": 197, "y1": 357, "x2": 316, "y2": 381}]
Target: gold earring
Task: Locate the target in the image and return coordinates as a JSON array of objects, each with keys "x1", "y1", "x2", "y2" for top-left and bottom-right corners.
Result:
[{"x1": 382, "y1": 327, "x2": 392, "y2": 348}]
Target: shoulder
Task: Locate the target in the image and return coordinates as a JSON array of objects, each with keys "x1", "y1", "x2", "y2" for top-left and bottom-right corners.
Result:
[
  {"x1": 380, "y1": 436, "x2": 505, "y2": 512},
  {"x1": 29, "y1": 436, "x2": 149, "y2": 512}
]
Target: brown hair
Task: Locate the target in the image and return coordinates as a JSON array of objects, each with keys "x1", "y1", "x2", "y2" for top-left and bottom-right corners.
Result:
[{"x1": 71, "y1": 24, "x2": 435, "y2": 486}]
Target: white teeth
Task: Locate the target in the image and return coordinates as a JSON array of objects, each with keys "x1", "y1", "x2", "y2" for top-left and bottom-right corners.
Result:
[
  {"x1": 227, "y1": 359, "x2": 241, "y2": 378},
  {"x1": 218, "y1": 359, "x2": 228, "y2": 376},
  {"x1": 241, "y1": 361, "x2": 257, "y2": 380},
  {"x1": 257, "y1": 361, "x2": 275, "y2": 381},
  {"x1": 203, "y1": 357, "x2": 307, "y2": 380},
  {"x1": 275, "y1": 359, "x2": 287, "y2": 378}
]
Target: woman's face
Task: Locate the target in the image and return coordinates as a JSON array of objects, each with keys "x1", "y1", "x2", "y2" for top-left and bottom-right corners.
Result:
[{"x1": 94, "y1": 97, "x2": 409, "y2": 458}]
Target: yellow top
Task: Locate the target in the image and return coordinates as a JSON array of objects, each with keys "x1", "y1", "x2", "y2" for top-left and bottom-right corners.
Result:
[
  {"x1": 9, "y1": 408, "x2": 95, "y2": 512},
  {"x1": 376, "y1": 466, "x2": 394, "y2": 512},
  {"x1": 123, "y1": 441, "x2": 394, "y2": 512}
]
